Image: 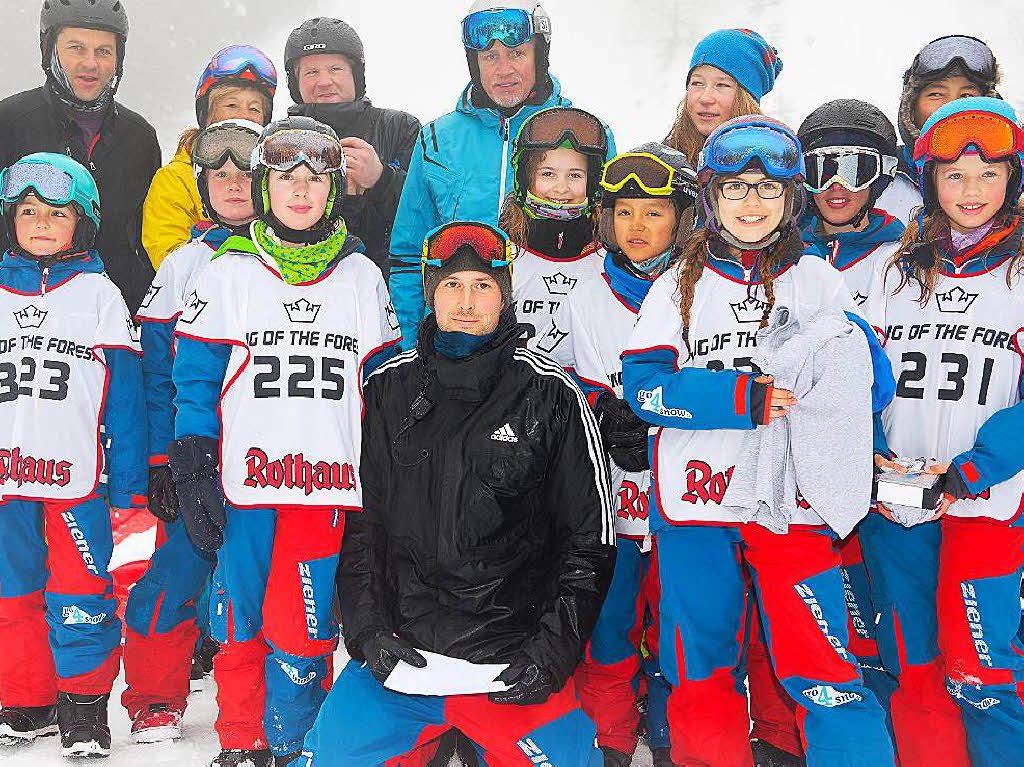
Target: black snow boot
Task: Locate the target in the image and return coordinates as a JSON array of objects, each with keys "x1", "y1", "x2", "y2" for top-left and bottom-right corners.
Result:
[
  {"x1": 209, "y1": 749, "x2": 274, "y2": 767},
  {"x1": 192, "y1": 635, "x2": 221, "y2": 685},
  {"x1": 651, "y1": 746, "x2": 677, "y2": 766},
  {"x1": 57, "y1": 692, "x2": 110, "y2": 758},
  {"x1": 0, "y1": 703, "x2": 58, "y2": 745},
  {"x1": 751, "y1": 738, "x2": 806, "y2": 767},
  {"x1": 274, "y1": 750, "x2": 302, "y2": 767},
  {"x1": 600, "y1": 745, "x2": 633, "y2": 767}
]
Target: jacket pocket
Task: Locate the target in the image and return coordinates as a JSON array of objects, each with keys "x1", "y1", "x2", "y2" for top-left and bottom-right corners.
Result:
[{"x1": 423, "y1": 162, "x2": 465, "y2": 221}]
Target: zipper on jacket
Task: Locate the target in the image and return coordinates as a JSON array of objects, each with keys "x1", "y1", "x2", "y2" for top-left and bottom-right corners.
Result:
[
  {"x1": 829, "y1": 239, "x2": 840, "y2": 267},
  {"x1": 41, "y1": 266, "x2": 50, "y2": 295},
  {"x1": 498, "y1": 117, "x2": 510, "y2": 220},
  {"x1": 86, "y1": 133, "x2": 101, "y2": 171}
]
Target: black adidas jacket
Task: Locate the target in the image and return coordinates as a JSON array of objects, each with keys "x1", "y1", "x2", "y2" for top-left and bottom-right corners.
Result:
[{"x1": 343, "y1": 312, "x2": 615, "y2": 686}]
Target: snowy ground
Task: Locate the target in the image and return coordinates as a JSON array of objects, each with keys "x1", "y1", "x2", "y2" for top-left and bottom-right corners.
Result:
[{"x1": 3, "y1": 652, "x2": 657, "y2": 767}]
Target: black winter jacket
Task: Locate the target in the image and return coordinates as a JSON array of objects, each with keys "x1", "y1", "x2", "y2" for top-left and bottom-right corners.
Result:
[
  {"x1": 288, "y1": 98, "x2": 420, "y2": 278},
  {"x1": 344, "y1": 313, "x2": 615, "y2": 686},
  {"x1": 0, "y1": 85, "x2": 161, "y2": 313}
]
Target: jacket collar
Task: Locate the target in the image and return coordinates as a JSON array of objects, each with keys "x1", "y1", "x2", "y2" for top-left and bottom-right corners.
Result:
[
  {"x1": 937, "y1": 217, "x2": 1023, "y2": 275},
  {"x1": 603, "y1": 251, "x2": 656, "y2": 311},
  {"x1": 2, "y1": 249, "x2": 105, "y2": 281},
  {"x1": 801, "y1": 209, "x2": 905, "y2": 269},
  {"x1": 417, "y1": 309, "x2": 524, "y2": 402}
]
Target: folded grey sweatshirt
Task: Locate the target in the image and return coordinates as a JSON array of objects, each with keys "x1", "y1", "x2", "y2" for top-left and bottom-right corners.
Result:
[{"x1": 722, "y1": 304, "x2": 873, "y2": 537}]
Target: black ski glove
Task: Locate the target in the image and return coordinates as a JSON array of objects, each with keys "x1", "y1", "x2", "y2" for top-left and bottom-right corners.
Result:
[
  {"x1": 147, "y1": 465, "x2": 179, "y2": 523},
  {"x1": 594, "y1": 395, "x2": 650, "y2": 472},
  {"x1": 937, "y1": 463, "x2": 973, "y2": 501},
  {"x1": 360, "y1": 630, "x2": 427, "y2": 683},
  {"x1": 489, "y1": 656, "x2": 556, "y2": 705},
  {"x1": 168, "y1": 436, "x2": 226, "y2": 553}
]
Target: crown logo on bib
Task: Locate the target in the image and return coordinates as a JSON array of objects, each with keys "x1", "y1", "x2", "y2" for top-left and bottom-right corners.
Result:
[
  {"x1": 935, "y1": 286, "x2": 978, "y2": 314},
  {"x1": 542, "y1": 272, "x2": 577, "y2": 295},
  {"x1": 729, "y1": 296, "x2": 768, "y2": 324},
  {"x1": 283, "y1": 298, "x2": 322, "y2": 324},
  {"x1": 14, "y1": 304, "x2": 47, "y2": 329},
  {"x1": 179, "y1": 291, "x2": 208, "y2": 324}
]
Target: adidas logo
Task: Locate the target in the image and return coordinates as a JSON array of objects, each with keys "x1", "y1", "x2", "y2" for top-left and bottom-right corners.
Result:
[
  {"x1": 729, "y1": 296, "x2": 769, "y2": 324},
  {"x1": 13, "y1": 304, "x2": 47, "y2": 329},
  {"x1": 935, "y1": 286, "x2": 978, "y2": 314},
  {"x1": 490, "y1": 423, "x2": 519, "y2": 443},
  {"x1": 283, "y1": 298, "x2": 322, "y2": 324}
]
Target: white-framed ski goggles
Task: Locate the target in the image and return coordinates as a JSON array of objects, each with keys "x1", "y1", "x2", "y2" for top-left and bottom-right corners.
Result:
[{"x1": 803, "y1": 146, "x2": 899, "y2": 193}]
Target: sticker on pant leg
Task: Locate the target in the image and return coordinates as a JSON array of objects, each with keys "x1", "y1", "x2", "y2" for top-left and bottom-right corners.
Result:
[
  {"x1": 946, "y1": 679, "x2": 1001, "y2": 711},
  {"x1": 801, "y1": 684, "x2": 863, "y2": 708}
]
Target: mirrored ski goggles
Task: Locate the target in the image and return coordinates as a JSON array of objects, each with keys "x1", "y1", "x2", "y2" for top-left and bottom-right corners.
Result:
[
  {"x1": 699, "y1": 124, "x2": 803, "y2": 180},
  {"x1": 196, "y1": 45, "x2": 278, "y2": 99},
  {"x1": 914, "y1": 111, "x2": 1024, "y2": 163},
  {"x1": 0, "y1": 162, "x2": 77, "y2": 206},
  {"x1": 254, "y1": 129, "x2": 345, "y2": 174},
  {"x1": 193, "y1": 123, "x2": 261, "y2": 171},
  {"x1": 422, "y1": 221, "x2": 513, "y2": 268},
  {"x1": 803, "y1": 147, "x2": 899, "y2": 193},
  {"x1": 517, "y1": 107, "x2": 607, "y2": 155},
  {"x1": 913, "y1": 35, "x2": 995, "y2": 80},
  {"x1": 462, "y1": 8, "x2": 546, "y2": 51},
  {"x1": 600, "y1": 153, "x2": 682, "y2": 196}
]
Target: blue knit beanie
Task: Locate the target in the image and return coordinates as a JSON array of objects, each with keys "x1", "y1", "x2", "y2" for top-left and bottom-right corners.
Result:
[{"x1": 688, "y1": 29, "x2": 783, "y2": 102}]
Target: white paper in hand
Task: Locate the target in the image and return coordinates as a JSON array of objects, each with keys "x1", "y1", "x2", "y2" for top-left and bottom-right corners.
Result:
[{"x1": 382, "y1": 649, "x2": 510, "y2": 696}]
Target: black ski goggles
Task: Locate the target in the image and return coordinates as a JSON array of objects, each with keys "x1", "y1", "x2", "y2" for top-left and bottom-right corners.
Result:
[
  {"x1": 803, "y1": 146, "x2": 898, "y2": 193},
  {"x1": 912, "y1": 35, "x2": 996, "y2": 81}
]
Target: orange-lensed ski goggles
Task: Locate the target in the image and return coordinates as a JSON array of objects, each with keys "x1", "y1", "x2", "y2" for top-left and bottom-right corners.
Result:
[
  {"x1": 914, "y1": 110, "x2": 1024, "y2": 165},
  {"x1": 421, "y1": 221, "x2": 514, "y2": 271}
]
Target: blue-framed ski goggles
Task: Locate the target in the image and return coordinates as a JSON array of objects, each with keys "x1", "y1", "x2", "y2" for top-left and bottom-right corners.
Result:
[
  {"x1": 196, "y1": 45, "x2": 278, "y2": 99},
  {"x1": 699, "y1": 123, "x2": 805, "y2": 181},
  {"x1": 1, "y1": 162, "x2": 79, "y2": 207},
  {"x1": 462, "y1": 8, "x2": 546, "y2": 51},
  {"x1": 422, "y1": 221, "x2": 514, "y2": 269}
]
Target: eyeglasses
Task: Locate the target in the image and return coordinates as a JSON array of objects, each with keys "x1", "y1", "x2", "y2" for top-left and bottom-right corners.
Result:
[
  {"x1": 913, "y1": 35, "x2": 995, "y2": 80},
  {"x1": 254, "y1": 129, "x2": 345, "y2": 174},
  {"x1": 422, "y1": 221, "x2": 513, "y2": 269},
  {"x1": 804, "y1": 146, "x2": 898, "y2": 193},
  {"x1": 914, "y1": 110, "x2": 1024, "y2": 164},
  {"x1": 192, "y1": 121, "x2": 261, "y2": 172},
  {"x1": 717, "y1": 179, "x2": 786, "y2": 200},
  {"x1": 600, "y1": 153, "x2": 694, "y2": 197},
  {"x1": 516, "y1": 107, "x2": 607, "y2": 156},
  {"x1": 461, "y1": 7, "x2": 547, "y2": 51}
]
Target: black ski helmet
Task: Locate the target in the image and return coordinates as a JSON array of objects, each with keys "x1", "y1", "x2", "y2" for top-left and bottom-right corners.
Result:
[
  {"x1": 251, "y1": 116, "x2": 348, "y2": 245},
  {"x1": 284, "y1": 18, "x2": 365, "y2": 104},
  {"x1": 39, "y1": 0, "x2": 128, "y2": 79},
  {"x1": 597, "y1": 142, "x2": 698, "y2": 253},
  {"x1": 798, "y1": 99, "x2": 899, "y2": 221}
]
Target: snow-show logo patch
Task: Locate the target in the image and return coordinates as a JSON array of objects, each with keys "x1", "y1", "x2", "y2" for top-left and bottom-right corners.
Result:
[
  {"x1": 62, "y1": 605, "x2": 107, "y2": 625},
  {"x1": 729, "y1": 296, "x2": 768, "y2": 324},
  {"x1": 536, "y1": 321, "x2": 568, "y2": 353},
  {"x1": 935, "y1": 286, "x2": 978, "y2": 314},
  {"x1": 802, "y1": 685, "x2": 862, "y2": 708},
  {"x1": 947, "y1": 680, "x2": 1000, "y2": 710},
  {"x1": 542, "y1": 272, "x2": 577, "y2": 295},
  {"x1": 179, "y1": 291, "x2": 208, "y2": 324},
  {"x1": 13, "y1": 304, "x2": 47, "y2": 329},
  {"x1": 275, "y1": 658, "x2": 317, "y2": 686},
  {"x1": 283, "y1": 298, "x2": 322, "y2": 324},
  {"x1": 638, "y1": 387, "x2": 692, "y2": 419},
  {"x1": 139, "y1": 284, "x2": 160, "y2": 309}
]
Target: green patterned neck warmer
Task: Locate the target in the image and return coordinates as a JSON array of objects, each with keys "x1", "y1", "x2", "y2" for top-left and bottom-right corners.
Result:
[{"x1": 252, "y1": 218, "x2": 348, "y2": 285}]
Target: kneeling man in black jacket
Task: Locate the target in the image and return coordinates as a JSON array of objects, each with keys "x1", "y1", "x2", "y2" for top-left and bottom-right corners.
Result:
[{"x1": 299, "y1": 221, "x2": 615, "y2": 766}]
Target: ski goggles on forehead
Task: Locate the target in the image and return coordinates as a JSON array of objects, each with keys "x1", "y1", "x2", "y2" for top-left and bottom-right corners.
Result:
[
  {"x1": 0, "y1": 162, "x2": 77, "y2": 206},
  {"x1": 915, "y1": 110, "x2": 1024, "y2": 164},
  {"x1": 196, "y1": 45, "x2": 278, "y2": 98},
  {"x1": 193, "y1": 125, "x2": 259, "y2": 172},
  {"x1": 254, "y1": 129, "x2": 345, "y2": 174},
  {"x1": 913, "y1": 35, "x2": 995, "y2": 80},
  {"x1": 700, "y1": 124, "x2": 804, "y2": 179},
  {"x1": 803, "y1": 146, "x2": 898, "y2": 193},
  {"x1": 600, "y1": 153, "x2": 683, "y2": 196},
  {"x1": 519, "y1": 108, "x2": 607, "y2": 155},
  {"x1": 422, "y1": 221, "x2": 513, "y2": 268},
  {"x1": 462, "y1": 8, "x2": 547, "y2": 51}
]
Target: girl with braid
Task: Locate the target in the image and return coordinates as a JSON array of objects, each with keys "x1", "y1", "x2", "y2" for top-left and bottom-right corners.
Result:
[{"x1": 621, "y1": 116, "x2": 896, "y2": 767}]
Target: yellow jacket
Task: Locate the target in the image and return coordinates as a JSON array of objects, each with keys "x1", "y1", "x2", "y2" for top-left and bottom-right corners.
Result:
[{"x1": 142, "y1": 143, "x2": 202, "y2": 267}]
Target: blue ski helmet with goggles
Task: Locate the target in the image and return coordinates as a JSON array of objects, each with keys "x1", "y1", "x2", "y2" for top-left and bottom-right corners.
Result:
[
  {"x1": 1, "y1": 152, "x2": 101, "y2": 255},
  {"x1": 462, "y1": 1, "x2": 551, "y2": 99},
  {"x1": 698, "y1": 116, "x2": 806, "y2": 250}
]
